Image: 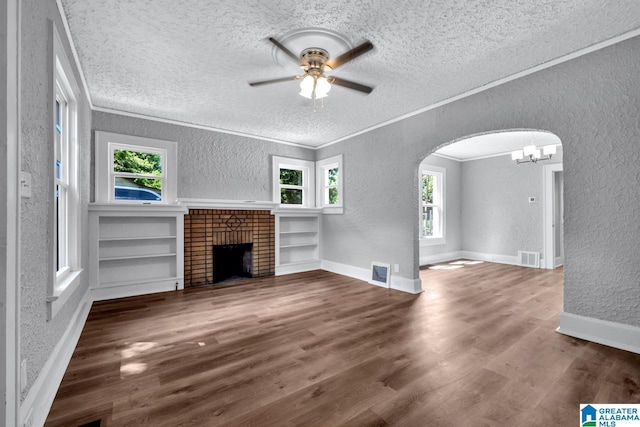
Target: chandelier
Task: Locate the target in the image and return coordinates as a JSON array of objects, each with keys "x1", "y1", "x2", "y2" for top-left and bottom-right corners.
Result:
[{"x1": 511, "y1": 144, "x2": 557, "y2": 164}]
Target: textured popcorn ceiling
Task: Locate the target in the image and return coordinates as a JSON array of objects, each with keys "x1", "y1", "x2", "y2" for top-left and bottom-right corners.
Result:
[{"x1": 60, "y1": 0, "x2": 640, "y2": 147}]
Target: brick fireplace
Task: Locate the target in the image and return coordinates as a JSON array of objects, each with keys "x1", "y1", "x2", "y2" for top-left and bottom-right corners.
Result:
[{"x1": 184, "y1": 209, "x2": 275, "y2": 286}]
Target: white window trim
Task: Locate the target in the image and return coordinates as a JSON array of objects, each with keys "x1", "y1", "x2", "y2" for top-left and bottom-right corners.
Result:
[
  {"x1": 95, "y1": 131, "x2": 178, "y2": 205},
  {"x1": 419, "y1": 165, "x2": 446, "y2": 246},
  {"x1": 316, "y1": 154, "x2": 344, "y2": 214},
  {"x1": 49, "y1": 26, "x2": 83, "y2": 320},
  {"x1": 272, "y1": 156, "x2": 315, "y2": 208}
]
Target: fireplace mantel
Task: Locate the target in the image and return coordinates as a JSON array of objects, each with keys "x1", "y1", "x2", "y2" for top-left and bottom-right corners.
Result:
[{"x1": 179, "y1": 198, "x2": 278, "y2": 210}]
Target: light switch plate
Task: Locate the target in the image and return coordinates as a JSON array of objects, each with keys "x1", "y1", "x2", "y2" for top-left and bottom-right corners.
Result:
[{"x1": 20, "y1": 171, "x2": 31, "y2": 198}]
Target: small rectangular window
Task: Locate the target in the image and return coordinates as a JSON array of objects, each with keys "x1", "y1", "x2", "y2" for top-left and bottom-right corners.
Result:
[
  {"x1": 272, "y1": 157, "x2": 314, "y2": 207},
  {"x1": 316, "y1": 155, "x2": 343, "y2": 213},
  {"x1": 95, "y1": 132, "x2": 177, "y2": 205}
]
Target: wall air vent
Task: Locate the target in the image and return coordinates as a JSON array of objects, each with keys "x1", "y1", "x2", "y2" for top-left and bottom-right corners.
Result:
[{"x1": 518, "y1": 251, "x2": 540, "y2": 268}]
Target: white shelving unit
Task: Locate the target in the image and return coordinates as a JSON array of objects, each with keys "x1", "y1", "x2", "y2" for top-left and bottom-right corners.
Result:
[
  {"x1": 275, "y1": 209, "x2": 322, "y2": 275},
  {"x1": 89, "y1": 204, "x2": 187, "y2": 300}
]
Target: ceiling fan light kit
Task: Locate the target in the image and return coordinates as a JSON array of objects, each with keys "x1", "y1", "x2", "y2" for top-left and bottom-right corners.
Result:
[{"x1": 249, "y1": 33, "x2": 374, "y2": 110}]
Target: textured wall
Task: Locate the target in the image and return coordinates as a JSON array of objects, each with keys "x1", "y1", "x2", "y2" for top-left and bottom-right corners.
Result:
[
  {"x1": 20, "y1": 0, "x2": 92, "y2": 400},
  {"x1": 92, "y1": 112, "x2": 315, "y2": 202},
  {"x1": 1, "y1": 0, "x2": 9, "y2": 415},
  {"x1": 418, "y1": 155, "x2": 462, "y2": 260},
  {"x1": 461, "y1": 148, "x2": 562, "y2": 257},
  {"x1": 318, "y1": 35, "x2": 640, "y2": 327}
]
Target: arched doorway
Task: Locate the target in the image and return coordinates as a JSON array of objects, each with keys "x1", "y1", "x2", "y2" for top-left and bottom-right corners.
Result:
[{"x1": 417, "y1": 129, "x2": 563, "y2": 275}]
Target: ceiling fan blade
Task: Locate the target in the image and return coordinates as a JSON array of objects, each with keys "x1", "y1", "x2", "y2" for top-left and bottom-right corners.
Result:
[
  {"x1": 268, "y1": 37, "x2": 300, "y2": 64},
  {"x1": 325, "y1": 40, "x2": 374, "y2": 70},
  {"x1": 330, "y1": 76, "x2": 374, "y2": 94},
  {"x1": 249, "y1": 76, "x2": 299, "y2": 87}
]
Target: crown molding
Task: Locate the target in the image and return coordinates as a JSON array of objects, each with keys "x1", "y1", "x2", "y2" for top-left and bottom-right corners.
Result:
[
  {"x1": 315, "y1": 27, "x2": 640, "y2": 151},
  {"x1": 91, "y1": 106, "x2": 315, "y2": 149}
]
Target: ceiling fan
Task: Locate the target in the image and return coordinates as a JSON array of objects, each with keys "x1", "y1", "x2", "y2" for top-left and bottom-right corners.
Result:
[{"x1": 249, "y1": 37, "x2": 374, "y2": 106}]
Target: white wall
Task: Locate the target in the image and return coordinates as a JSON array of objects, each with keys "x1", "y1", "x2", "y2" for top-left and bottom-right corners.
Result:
[{"x1": 461, "y1": 148, "x2": 563, "y2": 259}]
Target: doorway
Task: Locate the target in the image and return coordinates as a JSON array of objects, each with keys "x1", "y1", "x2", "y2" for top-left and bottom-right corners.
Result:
[{"x1": 544, "y1": 164, "x2": 564, "y2": 269}]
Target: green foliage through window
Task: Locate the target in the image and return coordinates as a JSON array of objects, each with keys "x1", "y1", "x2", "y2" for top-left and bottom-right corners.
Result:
[
  {"x1": 280, "y1": 168, "x2": 303, "y2": 186},
  {"x1": 328, "y1": 187, "x2": 339, "y2": 204},
  {"x1": 421, "y1": 173, "x2": 434, "y2": 204},
  {"x1": 113, "y1": 149, "x2": 162, "y2": 190},
  {"x1": 328, "y1": 167, "x2": 338, "y2": 185},
  {"x1": 281, "y1": 188, "x2": 303, "y2": 205}
]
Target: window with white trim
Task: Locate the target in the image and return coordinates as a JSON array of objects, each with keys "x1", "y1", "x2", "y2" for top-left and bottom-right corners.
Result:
[
  {"x1": 50, "y1": 27, "x2": 82, "y2": 319},
  {"x1": 420, "y1": 168, "x2": 444, "y2": 240},
  {"x1": 316, "y1": 154, "x2": 343, "y2": 213},
  {"x1": 95, "y1": 132, "x2": 177, "y2": 204},
  {"x1": 272, "y1": 156, "x2": 314, "y2": 207}
]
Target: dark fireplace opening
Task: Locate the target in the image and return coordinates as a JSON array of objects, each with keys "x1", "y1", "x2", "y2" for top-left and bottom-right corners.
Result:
[{"x1": 213, "y1": 243, "x2": 253, "y2": 284}]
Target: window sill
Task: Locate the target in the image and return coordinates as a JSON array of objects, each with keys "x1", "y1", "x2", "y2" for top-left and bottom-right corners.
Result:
[
  {"x1": 420, "y1": 237, "x2": 445, "y2": 247},
  {"x1": 272, "y1": 206, "x2": 323, "y2": 215},
  {"x1": 322, "y1": 206, "x2": 344, "y2": 215},
  {"x1": 48, "y1": 269, "x2": 84, "y2": 320}
]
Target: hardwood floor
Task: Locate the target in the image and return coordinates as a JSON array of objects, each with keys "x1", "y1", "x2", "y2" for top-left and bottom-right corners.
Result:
[{"x1": 46, "y1": 261, "x2": 640, "y2": 426}]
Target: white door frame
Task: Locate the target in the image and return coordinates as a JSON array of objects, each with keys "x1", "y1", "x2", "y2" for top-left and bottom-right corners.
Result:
[
  {"x1": 543, "y1": 163, "x2": 563, "y2": 269},
  {"x1": 4, "y1": 0, "x2": 21, "y2": 424}
]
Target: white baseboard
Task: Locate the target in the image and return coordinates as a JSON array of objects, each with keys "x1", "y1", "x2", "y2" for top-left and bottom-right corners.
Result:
[
  {"x1": 419, "y1": 250, "x2": 463, "y2": 266},
  {"x1": 20, "y1": 287, "x2": 92, "y2": 427},
  {"x1": 557, "y1": 312, "x2": 640, "y2": 355},
  {"x1": 321, "y1": 260, "x2": 422, "y2": 294},
  {"x1": 275, "y1": 260, "x2": 322, "y2": 276},
  {"x1": 91, "y1": 278, "x2": 184, "y2": 301},
  {"x1": 460, "y1": 250, "x2": 520, "y2": 266}
]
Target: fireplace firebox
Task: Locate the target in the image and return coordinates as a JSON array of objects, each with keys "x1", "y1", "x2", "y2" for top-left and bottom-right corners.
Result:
[{"x1": 212, "y1": 243, "x2": 253, "y2": 283}]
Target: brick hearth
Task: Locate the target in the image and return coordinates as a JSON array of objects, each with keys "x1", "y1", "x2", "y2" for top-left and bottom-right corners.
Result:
[{"x1": 184, "y1": 209, "x2": 275, "y2": 286}]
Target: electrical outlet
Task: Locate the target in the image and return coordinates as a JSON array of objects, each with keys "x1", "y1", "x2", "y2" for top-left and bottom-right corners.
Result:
[
  {"x1": 528, "y1": 196, "x2": 537, "y2": 203},
  {"x1": 394, "y1": 264, "x2": 400, "y2": 273},
  {"x1": 20, "y1": 359, "x2": 27, "y2": 392}
]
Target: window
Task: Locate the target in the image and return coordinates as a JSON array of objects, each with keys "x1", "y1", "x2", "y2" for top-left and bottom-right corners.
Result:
[
  {"x1": 50, "y1": 27, "x2": 82, "y2": 319},
  {"x1": 420, "y1": 167, "x2": 444, "y2": 242},
  {"x1": 272, "y1": 156, "x2": 315, "y2": 207},
  {"x1": 95, "y1": 132, "x2": 177, "y2": 204},
  {"x1": 316, "y1": 155, "x2": 343, "y2": 214},
  {"x1": 54, "y1": 79, "x2": 70, "y2": 275},
  {"x1": 112, "y1": 147, "x2": 164, "y2": 202}
]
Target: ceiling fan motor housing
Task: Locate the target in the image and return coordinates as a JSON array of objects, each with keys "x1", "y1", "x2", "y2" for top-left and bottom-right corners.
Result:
[{"x1": 300, "y1": 48, "x2": 331, "y2": 72}]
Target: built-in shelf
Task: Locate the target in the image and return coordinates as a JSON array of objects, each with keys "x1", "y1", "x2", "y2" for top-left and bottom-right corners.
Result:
[
  {"x1": 89, "y1": 205, "x2": 185, "y2": 297},
  {"x1": 281, "y1": 259, "x2": 320, "y2": 267},
  {"x1": 276, "y1": 214, "x2": 320, "y2": 274},
  {"x1": 99, "y1": 253, "x2": 177, "y2": 262},
  {"x1": 100, "y1": 276, "x2": 181, "y2": 289},
  {"x1": 99, "y1": 235, "x2": 177, "y2": 242}
]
